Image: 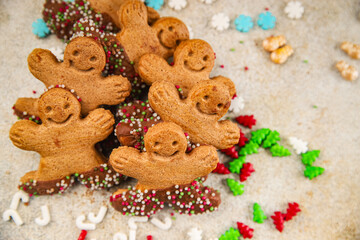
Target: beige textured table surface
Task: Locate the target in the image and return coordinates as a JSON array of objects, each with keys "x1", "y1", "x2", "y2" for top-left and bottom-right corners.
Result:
[{"x1": 1, "y1": 0, "x2": 360, "y2": 239}]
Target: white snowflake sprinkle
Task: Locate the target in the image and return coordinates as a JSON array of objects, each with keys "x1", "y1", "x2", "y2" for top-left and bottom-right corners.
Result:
[
  {"x1": 48, "y1": 45, "x2": 66, "y2": 61},
  {"x1": 187, "y1": 227, "x2": 202, "y2": 240},
  {"x1": 168, "y1": 0, "x2": 187, "y2": 11},
  {"x1": 284, "y1": 1, "x2": 304, "y2": 19},
  {"x1": 288, "y1": 137, "x2": 308, "y2": 154},
  {"x1": 210, "y1": 13, "x2": 230, "y2": 31},
  {"x1": 228, "y1": 95, "x2": 245, "y2": 115}
]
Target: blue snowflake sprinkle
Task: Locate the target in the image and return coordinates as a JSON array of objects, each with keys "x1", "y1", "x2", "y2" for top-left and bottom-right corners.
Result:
[
  {"x1": 145, "y1": 0, "x2": 164, "y2": 10},
  {"x1": 64, "y1": 0, "x2": 74, "y2": 2},
  {"x1": 234, "y1": 15, "x2": 254, "y2": 33},
  {"x1": 32, "y1": 19, "x2": 50, "y2": 38},
  {"x1": 257, "y1": 12, "x2": 276, "y2": 30}
]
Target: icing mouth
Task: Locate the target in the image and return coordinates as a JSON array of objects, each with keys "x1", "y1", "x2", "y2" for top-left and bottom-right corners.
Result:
[
  {"x1": 184, "y1": 61, "x2": 205, "y2": 72},
  {"x1": 47, "y1": 114, "x2": 73, "y2": 124}
]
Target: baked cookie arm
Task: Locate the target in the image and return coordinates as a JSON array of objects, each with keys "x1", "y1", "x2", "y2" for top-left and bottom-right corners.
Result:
[
  {"x1": 109, "y1": 146, "x2": 146, "y2": 178},
  {"x1": 96, "y1": 75, "x2": 131, "y2": 105},
  {"x1": 9, "y1": 120, "x2": 42, "y2": 151},
  {"x1": 215, "y1": 120, "x2": 240, "y2": 149},
  {"x1": 13, "y1": 97, "x2": 39, "y2": 118},
  {"x1": 27, "y1": 49, "x2": 61, "y2": 86},
  {"x1": 118, "y1": 0, "x2": 148, "y2": 29},
  {"x1": 138, "y1": 54, "x2": 173, "y2": 85},
  {"x1": 186, "y1": 146, "x2": 219, "y2": 177},
  {"x1": 84, "y1": 108, "x2": 115, "y2": 141}
]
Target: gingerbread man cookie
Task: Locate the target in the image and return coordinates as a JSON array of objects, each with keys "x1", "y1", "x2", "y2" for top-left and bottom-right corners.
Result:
[
  {"x1": 148, "y1": 79, "x2": 239, "y2": 149},
  {"x1": 14, "y1": 37, "x2": 131, "y2": 119},
  {"x1": 139, "y1": 39, "x2": 216, "y2": 97},
  {"x1": 10, "y1": 88, "x2": 122, "y2": 195},
  {"x1": 109, "y1": 122, "x2": 220, "y2": 216},
  {"x1": 116, "y1": 0, "x2": 189, "y2": 69}
]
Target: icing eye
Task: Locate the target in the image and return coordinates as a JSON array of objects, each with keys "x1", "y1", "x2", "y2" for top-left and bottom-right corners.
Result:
[
  {"x1": 90, "y1": 56, "x2": 97, "y2": 62},
  {"x1": 45, "y1": 106, "x2": 52, "y2": 113},
  {"x1": 188, "y1": 51, "x2": 194, "y2": 57},
  {"x1": 73, "y1": 50, "x2": 79, "y2": 56},
  {"x1": 168, "y1": 26, "x2": 174, "y2": 31},
  {"x1": 217, "y1": 103, "x2": 224, "y2": 108},
  {"x1": 203, "y1": 55, "x2": 209, "y2": 61},
  {"x1": 64, "y1": 103, "x2": 70, "y2": 109},
  {"x1": 203, "y1": 95, "x2": 209, "y2": 101},
  {"x1": 172, "y1": 141, "x2": 178, "y2": 146}
]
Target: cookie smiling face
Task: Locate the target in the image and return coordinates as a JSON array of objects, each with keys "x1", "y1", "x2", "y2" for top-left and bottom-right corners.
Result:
[
  {"x1": 64, "y1": 37, "x2": 106, "y2": 73},
  {"x1": 153, "y1": 17, "x2": 189, "y2": 50},
  {"x1": 144, "y1": 122, "x2": 187, "y2": 158},
  {"x1": 178, "y1": 40, "x2": 215, "y2": 73},
  {"x1": 38, "y1": 88, "x2": 81, "y2": 125}
]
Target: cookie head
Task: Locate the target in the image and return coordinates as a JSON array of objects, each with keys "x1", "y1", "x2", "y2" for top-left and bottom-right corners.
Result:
[
  {"x1": 190, "y1": 80, "x2": 234, "y2": 117},
  {"x1": 144, "y1": 122, "x2": 187, "y2": 157},
  {"x1": 64, "y1": 37, "x2": 106, "y2": 73},
  {"x1": 38, "y1": 88, "x2": 81, "y2": 125},
  {"x1": 177, "y1": 40, "x2": 215, "y2": 73},
  {"x1": 152, "y1": 17, "x2": 189, "y2": 50}
]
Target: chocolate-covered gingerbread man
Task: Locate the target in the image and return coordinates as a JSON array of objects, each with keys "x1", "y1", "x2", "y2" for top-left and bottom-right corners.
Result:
[
  {"x1": 109, "y1": 122, "x2": 220, "y2": 216},
  {"x1": 10, "y1": 88, "x2": 122, "y2": 195}
]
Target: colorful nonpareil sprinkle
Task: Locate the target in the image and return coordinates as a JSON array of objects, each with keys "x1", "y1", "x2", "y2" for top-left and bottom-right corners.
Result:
[
  {"x1": 269, "y1": 144, "x2": 291, "y2": 157},
  {"x1": 229, "y1": 156, "x2": 246, "y2": 174},
  {"x1": 219, "y1": 227, "x2": 241, "y2": 240},
  {"x1": 239, "y1": 163, "x2": 255, "y2": 182},
  {"x1": 237, "y1": 222, "x2": 254, "y2": 239},
  {"x1": 271, "y1": 211, "x2": 284, "y2": 232},
  {"x1": 211, "y1": 13, "x2": 230, "y2": 31},
  {"x1": 226, "y1": 179, "x2": 244, "y2": 196},
  {"x1": 236, "y1": 115, "x2": 257, "y2": 129},
  {"x1": 250, "y1": 128, "x2": 271, "y2": 145},
  {"x1": 253, "y1": 203, "x2": 267, "y2": 224},
  {"x1": 257, "y1": 12, "x2": 276, "y2": 30},
  {"x1": 284, "y1": 1, "x2": 305, "y2": 19},
  {"x1": 212, "y1": 163, "x2": 231, "y2": 174},
  {"x1": 145, "y1": 0, "x2": 164, "y2": 10},
  {"x1": 168, "y1": 0, "x2": 187, "y2": 11},
  {"x1": 32, "y1": 19, "x2": 50, "y2": 38},
  {"x1": 263, "y1": 130, "x2": 280, "y2": 148},
  {"x1": 301, "y1": 150, "x2": 320, "y2": 166},
  {"x1": 234, "y1": 15, "x2": 254, "y2": 33},
  {"x1": 304, "y1": 166, "x2": 324, "y2": 180},
  {"x1": 221, "y1": 146, "x2": 239, "y2": 159},
  {"x1": 239, "y1": 141, "x2": 259, "y2": 156},
  {"x1": 283, "y1": 202, "x2": 301, "y2": 221}
]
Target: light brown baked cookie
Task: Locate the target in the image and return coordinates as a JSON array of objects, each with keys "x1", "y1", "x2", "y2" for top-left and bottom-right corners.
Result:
[
  {"x1": 10, "y1": 88, "x2": 121, "y2": 195},
  {"x1": 116, "y1": 0, "x2": 189, "y2": 69},
  {"x1": 138, "y1": 39, "x2": 216, "y2": 96},
  {"x1": 88, "y1": 0, "x2": 160, "y2": 28},
  {"x1": 148, "y1": 79, "x2": 239, "y2": 149},
  {"x1": 14, "y1": 37, "x2": 131, "y2": 118}
]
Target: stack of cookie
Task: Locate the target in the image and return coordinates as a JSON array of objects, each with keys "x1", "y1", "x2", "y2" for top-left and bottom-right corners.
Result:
[{"x1": 10, "y1": 0, "x2": 240, "y2": 217}]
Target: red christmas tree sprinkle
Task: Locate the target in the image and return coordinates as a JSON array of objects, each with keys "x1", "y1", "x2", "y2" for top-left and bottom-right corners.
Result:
[
  {"x1": 236, "y1": 115, "x2": 256, "y2": 129},
  {"x1": 240, "y1": 162, "x2": 255, "y2": 182},
  {"x1": 238, "y1": 130, "x2": 249, "y2": 147},
  {"x1": 77, "y1": 230, "x2": 87, "y2": 240},
  {"x1": 237, "y1": 222, "x2": 254, "y2": 239},
  {"x1": 221, "y1": 146, "x2": 239, "y2": 159},
  {"x1": 147, "y1": 235, "x2": 153, "y2": 240},
  {"x1": 283, "y1": 202, "x2": 301, "y2": 221},
  {"x1": 212, "y1": 162, "x2": 231, "y2": 174},
  {"x1": 271, "y1": 212, "x2": 285, "y2": 232}
]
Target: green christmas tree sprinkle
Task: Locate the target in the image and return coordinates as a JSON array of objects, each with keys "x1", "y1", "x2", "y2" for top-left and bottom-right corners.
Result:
[
  {"x1": 301, "y1": 150, "x2": 320, "y2": 166},
  {"x1": 239, "y1": 141, "x2": 259, "y2": 156},
  {"x1": 229, "y1": 156, "x2": 246, "y2": 174},
  {"x1": 219, "y1": 227, "x2": 241, "y2": 240},
  {"x1": 304, "y1": 165, "x2": 324, "y2": 180},
  {"x1": 253, "y1": 203, "x2": 267, "y2": 223},
  {"x1": 250, "y1": 128, "x2": 271, "y2": 145},
  {"x1": 263, "y1": 130, "x2": 281, "y2": 148},
  {"x1": 270, "y1": 144, "x2": 291, "y2": 157},
  {"x1": 226, "y1": 179, "x2": 245, "y2": 196}
]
